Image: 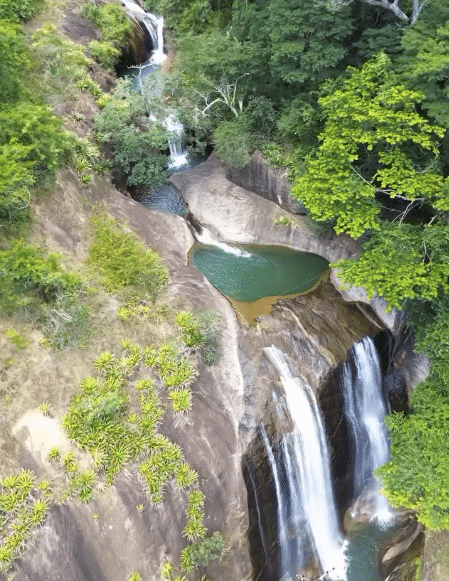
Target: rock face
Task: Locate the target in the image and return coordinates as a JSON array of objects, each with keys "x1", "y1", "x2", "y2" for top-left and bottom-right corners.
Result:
[
  {"x1": 11, "y1": 169, "x2": 251, "y2": 581},
  {"x1": 171, "y1": 154, "x2": 360, "y2": 264},
  {"x1": 225, "y1": 150, "x2": 306, "y2": 215}
]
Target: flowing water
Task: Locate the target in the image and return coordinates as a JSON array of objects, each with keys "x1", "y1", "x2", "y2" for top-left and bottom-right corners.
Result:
[
  {"x1": 264, "y1": 347, "x2": 348, "y2": 581},
  {"x1": 341, "y1": 337, "x2": 394, "y2": 525}
]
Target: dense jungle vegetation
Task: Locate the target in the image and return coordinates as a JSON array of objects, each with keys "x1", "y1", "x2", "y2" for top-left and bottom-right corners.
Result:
[{"x1": 1, "y1": 0, "x2": 449, "y2": 551}]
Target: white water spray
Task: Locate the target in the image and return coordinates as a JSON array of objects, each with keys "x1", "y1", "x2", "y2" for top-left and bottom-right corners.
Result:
[
  {"x1": 264, "y1": 346, "x2": 348, "y2": 580},
  {"x1": 195, "y1": 227, "x2": 252, "y2": 257},
  {"x1": 341, "y1": 337, "x2": 394, "y2": 525},
  {"x1": 164, "y1": 115, "x2": 189, "y2": 169}
]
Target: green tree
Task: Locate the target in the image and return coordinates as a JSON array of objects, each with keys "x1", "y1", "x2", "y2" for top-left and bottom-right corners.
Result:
[
  {"x1": 267, "y1": 0, "x2": 352, "y2": 84},
  {"x1": 335, "y1": 222, "x2": 449, "y2": 310},
  {"x1": 292, "y1": 53, "x2": 446, "y2": 238},
  {"x1": 398, "y1": 5, "x2": 449, "y2": 125}
]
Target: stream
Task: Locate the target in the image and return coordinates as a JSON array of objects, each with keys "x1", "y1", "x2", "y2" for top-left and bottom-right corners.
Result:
[{"x1": 122, "y1": 2, "x2": 401, "y2": 579}]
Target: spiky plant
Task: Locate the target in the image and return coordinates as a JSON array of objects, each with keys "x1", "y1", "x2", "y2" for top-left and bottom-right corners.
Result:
[
  {"x1": 93, "y1": 351, "x2": 114, "y2": 371},
  {"x1": 38, "y1": 480, "x2": 51, "y2": 493},
  {"x1": 180, "y1": 546, "x2": 195, "y2": 573},
  {"x1": 168, "y1": 388, "x2": 192, "y2": 413},
  {"x1": 121, "y1": 338, "x2": 132, "y2": 350},
  {"x1": 0, "y1": 475, "x2": 19, "y2": 489},
  {"x1": 161, "y1": 561, "x2": 173, "y2": 579},
  {"x1": 186, "y1": 504, "x2": 204, "y2": 520},
  {"x1": 16, "y1": 470, "x2": 34, "y2": 492},
  {"x1": 163, "y1": 359, "x2": 196, "y2": 388},
  {"x1": 39, "y1": 402, "x2": 51, "y2": 415},
  {"x1": 175, "y1": 463, "x2": 198, "y2": 489},
  {"x1": 78, "y1": 488, "x2": 94, "y2": 503},
  {"x1": 143, "y1": 346, "x2": 157, "y2": 368},
  {"x1": 135, "y1": 379, "x2": 154, "y2": 392},
  {"x1": 27, "y1": 499, "x2": 47, "y2": 525},
  {"x1": 188, "y1": 489, "x2": 205, "y2": 507},
  {"x1": 129, "y1": 571, "x2": 142, "y2": 581},
  {"x1": 183, "y1": 519, "x2": 206, "y2": 541},
  {"x1": 80, "y1": 377, "x2": 99, "y2": 394}
]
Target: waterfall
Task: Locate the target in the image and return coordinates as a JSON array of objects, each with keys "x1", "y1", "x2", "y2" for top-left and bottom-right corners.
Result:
[
  {"x1": 264, "y1": 346, "x2": 347, "y2": 581},
  {"x1": 164, "y1": 115, "x2": 189, "y2": 169},
  {"x1": 341, "y1": 337, "x2": 394, "y2": 525},
  {"x1": 120, "y1": 0, "x2": 166, "y2": 64},
  {"x1": 260, "y1": 426, "x2": 289, "y2": 575},
  {"x1": 194, "y1": 226, "x2": 252, "y2": 257}
]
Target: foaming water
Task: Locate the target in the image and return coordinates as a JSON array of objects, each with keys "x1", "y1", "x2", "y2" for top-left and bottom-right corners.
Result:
[
  {"x1": 264, "y1": 346, "x2": 348, "y2": 580},
  {"x1": 341, "y1": 337, "x2": 395, "y2": 525}
]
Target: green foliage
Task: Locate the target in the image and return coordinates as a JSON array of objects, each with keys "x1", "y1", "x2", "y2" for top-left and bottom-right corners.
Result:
[
  {"x1": 336, "y1": 222, "x2": 449, "y2": 311},
  {"x1": 267, "y1": 0, "x2": 352, "y2": 84},
  {"x1": 378, "y1": 374, "x2": 449, "y2": 530},
  {"x1": 88, "y1": 40, "x2": 120, "y2": 73},
  {"x1": 180, "y1": 532, "x2": 225, "y2": 573},
  {"x1": 30, "y1": 24, "x2": 93, "y2": 99},
  {"x1": 0, "y1": 239, "x2": 82, "y2": 314},
  {"x1": 4, "y1": 329, "x2": 28, "y2": 349},
  {"x1": 128, "y1": 572, "x2": 142, "y2": 581},
  {"x1": 81, "y1": 1, "x2": 132, "y2": 49},
  {"x1": 0, "y1": 20, "x2": 27, "y2": 103},
  {"x1": 399, "y1": 7, "x2": 449, "y2": 125},
  {"x1": 292, "y1": 53, "x2": 446, "y2": 238},
  {"x1": 0, "y1": 0, "x2": 44, "y2": 22},
  {"x1": 175, "y1": 463, "x2": 198, "y2": 489},
  {"x1": 168, "y1": 387, "x2": 192, "y2": 413},
  {"x1": 197, "y1": 310, "x2": 223, "y2": 366},
  {"x1": 175, "y1": 311, "x2": 205, "y2": 348},
  {"x1": 0, "y1": 470, "x2": 48, "y2": 573},
  {"x1": 213, "y1": 118, "x2": 252, "y2": 169},
  {"x1": 94, "y1": 78, "x2": 170, "y2": 189},
  {"x1": 88, "y1": 211, "x2": 168, "y2": 296}
]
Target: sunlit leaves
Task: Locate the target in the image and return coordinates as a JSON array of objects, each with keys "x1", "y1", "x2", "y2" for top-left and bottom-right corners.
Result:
[{"x1": 292, "y1": 53, "x2": 446, "y2": 239}]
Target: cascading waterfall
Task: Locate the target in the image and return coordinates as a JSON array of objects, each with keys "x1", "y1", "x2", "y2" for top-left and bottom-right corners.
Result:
[
  {"x1": 164, "y1": 115, "x2": 189, "y2": 169},
  {"x1": 121, "y1": 0, "x2": 166, "y2": 64},
  {"x1": 340, "y1": 337, "x2": 394, "y2": 525},
  {"x1": 121, "y1": 0, "x2": 189, "y2": 169},
  {"x1": 264, "y1": 346, "x2": 347, "y2": 581}
]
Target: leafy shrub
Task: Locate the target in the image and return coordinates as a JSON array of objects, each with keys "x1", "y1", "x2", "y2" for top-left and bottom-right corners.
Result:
[
  {"x1": 214, "y1": 118, "x2": 252, "y2": 169},
  {"x1": 0, "y1": 0, "x2": 45, "y2": 21},
  {"x1": 0, "y1": 239, "x2": 82, "y2": 314},
  {"x1": 180, "y1": 532, "x2": 225, "y2": 573},
  {"x1": 81, "y1": 1, "x2": 132, "y2": 48},
  {"x1": 31, "y1": 24, "x2": 93, "y2": 98},
  {"x1": 88, "y1": 211, "x2": 168, "y2": 297},
  {"x1": 88, "y1": 40, "x2": 120, "y2": 73}
]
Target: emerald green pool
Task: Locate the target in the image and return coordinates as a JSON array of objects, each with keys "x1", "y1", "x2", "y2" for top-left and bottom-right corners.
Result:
[{"x1": 191, "y1": 243, "x2": 329, "y2": 301}]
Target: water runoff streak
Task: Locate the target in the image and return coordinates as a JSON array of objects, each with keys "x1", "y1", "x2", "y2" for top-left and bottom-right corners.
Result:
[
  {"x1": 264, "y1": 346, "x2": 347, "y2": 581},
  {"x1": 340, "y1": 337, "x2": 394, "y2": 525},
  {"x1": 194, "y1": 226, "x2": 252, "y2": 257}
]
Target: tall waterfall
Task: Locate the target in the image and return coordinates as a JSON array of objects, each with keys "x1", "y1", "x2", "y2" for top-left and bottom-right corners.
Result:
[
  {"x1": 264, "y1": 346, "x2": 347, "y2": 581},
  {"x1": 341, "y1": 337, "x2": 393, "y2": 524}
]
